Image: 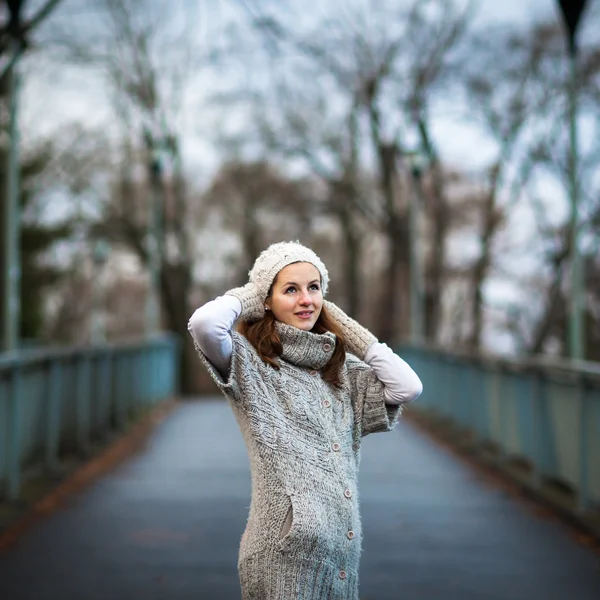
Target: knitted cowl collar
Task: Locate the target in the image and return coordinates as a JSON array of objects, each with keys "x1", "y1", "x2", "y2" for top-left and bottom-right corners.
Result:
[{"x1": 275, "y1": 321, "x2": 337, "y2": 370}]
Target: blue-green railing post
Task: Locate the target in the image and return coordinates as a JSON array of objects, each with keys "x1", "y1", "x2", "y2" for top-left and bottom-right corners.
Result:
[
  {"x1": 530, "y1": 373, "x2": 543, "y2": 490},
  {"x1": 101, "y1": 350, "x2": 112, "y2": 432},
  {"x1": 115, "y1": 353, "x2": 126, "y2": 431},
  {"x1": 577, "y1": 382, "x2": 589, "y2": 513},
  {"x1": 7, "y1": 365, "x2": 23, "y2": 500},
  {"x1": 490, "y1": 367, "x2": 504, "y2": 465},
  {"x1": 45, "y1": 360, "x2": 62, "y2": 472},
  {"x1": 76, "y1": 354, "x2": 91, "y2": 453}
]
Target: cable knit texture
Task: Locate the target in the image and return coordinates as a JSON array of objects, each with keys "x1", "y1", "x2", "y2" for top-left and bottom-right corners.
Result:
[
  {"x1": 225, "y1": 282, "x2": 264, "y2": 322},
  {"x1": 248, "y1": 241, "x2": 330, "y2": 302},
  {"x1": 322, "y1": 300, "x2": 377, "y2": 360},
  {"x1": 191, "y1": 322, "x2": 401, "y2": 600}
]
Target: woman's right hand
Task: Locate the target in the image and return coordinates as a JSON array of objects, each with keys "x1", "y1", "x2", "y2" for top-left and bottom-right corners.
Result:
[{"x1": 225, "y1": 282, "x2": 265, "y2": 323}]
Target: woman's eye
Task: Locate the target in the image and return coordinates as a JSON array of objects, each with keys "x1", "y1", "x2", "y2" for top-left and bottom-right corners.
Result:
[{"x1": 284, "y1": 285, "x2": 319, "y2": 293}]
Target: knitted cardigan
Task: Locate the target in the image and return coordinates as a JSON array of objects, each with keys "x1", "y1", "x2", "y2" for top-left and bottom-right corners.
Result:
[{"x1": 192, "y1": 320, "x2": 401, "y2": 600}]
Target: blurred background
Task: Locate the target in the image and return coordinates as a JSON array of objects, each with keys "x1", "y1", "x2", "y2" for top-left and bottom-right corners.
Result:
[
  {"x1": 1, "y1": 5, "x2": 600, "y2": 597},
  {"x1": 0, "y1": 0, "x2": 598, "y2": 396}
]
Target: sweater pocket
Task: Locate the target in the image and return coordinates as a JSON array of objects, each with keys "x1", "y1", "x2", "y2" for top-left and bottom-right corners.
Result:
[
  {"x1": 278, "y1": 495, "x2": 297, "y2": 552},
  {"x1": 280, "y1": 502, "x2": 293, "y2": 539}
]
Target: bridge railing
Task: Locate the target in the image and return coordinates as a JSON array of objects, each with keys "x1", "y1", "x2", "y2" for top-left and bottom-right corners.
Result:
[
  {"x1": 0, "y1": 334, "x2": 180, "y2": 501},
  {"x1": 401, "y1": 345, "x2": 600, "y2": 516}
]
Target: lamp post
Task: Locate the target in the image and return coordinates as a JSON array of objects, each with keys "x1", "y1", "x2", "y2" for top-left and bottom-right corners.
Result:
[
  {"x1": 1, "y1": 43, "x2": 22, "y2": 354},
  {"x1": 90, "y1": 238, "x2": 110, "y2": 344},
  {"x1": 557, "y1": 0, "x2": 588, "y2": 360},
  {"x1": 405, "y1": 151, "x2": 428, "y2": 345},
  {"x1": 143, "y1": 127, "x2": 165, "y2": 338}
]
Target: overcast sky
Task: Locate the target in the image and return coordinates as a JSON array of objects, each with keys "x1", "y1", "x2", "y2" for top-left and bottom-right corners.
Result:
[
  {"x1": 19, "y1": 0, "x2": 596, "y2": 201},
  {"x1": 474, "y1": 0, "x2": 559, "y2": 24}
]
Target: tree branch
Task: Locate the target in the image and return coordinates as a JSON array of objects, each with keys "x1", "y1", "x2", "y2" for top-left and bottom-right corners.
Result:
[{"x1": 24, "y1": 0, "x2": 63, "y2": 34}]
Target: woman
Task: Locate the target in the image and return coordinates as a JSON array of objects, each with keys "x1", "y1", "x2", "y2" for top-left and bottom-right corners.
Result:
[{"x1": 188, "y1": 241, "x2": 422, "y2": 600}]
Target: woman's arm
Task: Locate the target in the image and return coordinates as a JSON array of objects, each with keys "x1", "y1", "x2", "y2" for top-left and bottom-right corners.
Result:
[
  {"x1": 363, "y1": 342, "x2": 422, "y2": 405},
  {"x1": 187, "y1": 295, "x2": 242, "y2": 379},
  {"x1": 188, "y1": 282, "x2": 265, "y2": 379},
  {"x1": 324, "y1": 300, "x2": 422, "y2": 405}
]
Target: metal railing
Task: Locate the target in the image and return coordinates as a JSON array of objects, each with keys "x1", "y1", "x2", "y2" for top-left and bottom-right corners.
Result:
[
  {"x1": 0, "y1": 334, "x2": 180, "y2": 501},
  {"x1": 401, "y1": 346, "x2": 600, "y2": 515}
]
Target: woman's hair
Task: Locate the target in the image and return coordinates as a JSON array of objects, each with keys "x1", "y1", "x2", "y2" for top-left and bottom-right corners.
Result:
[{"x1": 237, "y1": 304, "x2": 347, "y2": 388}]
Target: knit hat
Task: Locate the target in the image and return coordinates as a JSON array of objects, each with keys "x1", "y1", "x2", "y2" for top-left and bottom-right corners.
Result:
[{"x1": 249, "y1": 241, "x2": 329, "y2": 302}]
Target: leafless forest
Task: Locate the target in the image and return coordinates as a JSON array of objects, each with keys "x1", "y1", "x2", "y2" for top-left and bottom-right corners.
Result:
[{"x1": 4, "y1": 0, "x2": 600, "y2": 392}]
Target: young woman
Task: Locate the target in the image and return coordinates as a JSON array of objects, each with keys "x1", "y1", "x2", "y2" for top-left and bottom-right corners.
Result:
[{"x1": 188, "y1": 241, "x2": 422, "y2": 600}]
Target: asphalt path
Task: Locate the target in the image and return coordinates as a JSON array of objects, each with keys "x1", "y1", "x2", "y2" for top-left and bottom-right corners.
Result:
[{"x1": 1, "y1": 399, "x2": 599, "y2": 600}]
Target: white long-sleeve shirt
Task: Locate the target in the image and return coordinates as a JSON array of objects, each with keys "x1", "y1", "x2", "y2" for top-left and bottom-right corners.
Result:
[{"x1": 188, "y1": 296, "x2": 422, "y2": 405}]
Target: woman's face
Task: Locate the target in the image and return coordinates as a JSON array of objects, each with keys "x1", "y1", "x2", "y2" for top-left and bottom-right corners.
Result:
[{"x1": 266, "y1": 262, "x2": 323, "y2": 331}]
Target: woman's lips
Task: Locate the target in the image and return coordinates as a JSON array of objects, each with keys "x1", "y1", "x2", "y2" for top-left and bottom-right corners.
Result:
[{"x1": 295, "y1": 311, "x2": 313, "y2": 319}]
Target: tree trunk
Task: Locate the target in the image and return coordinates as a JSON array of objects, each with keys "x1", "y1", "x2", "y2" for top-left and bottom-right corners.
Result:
[
  {"x1": 375, "y1": 143, "x2": 410, "y2": 343},
  {"x1": 467, "y1": 185, "x2": 498, "y2": 350},
  {"x1": 527, "y1": 247, "x2": 568, "y2": 354},
  {"x1": 240, "y1": 196, "x2": 261, "y2": 281},
  {"x1": 380, "y1": 220, "x2": 397, "y2": 342},
  {"x1": 334, "y1": 186, "x2": 361, "y2": 317},
  {"x1": 344, "y1": 216, "x2": 360, "y2": 318},
  {"x1": 161, "y1": 262, "x2": 195, "y2": 394},
  {"x1": 417, "y1": 119, "x2": 449, "y2": 343}
]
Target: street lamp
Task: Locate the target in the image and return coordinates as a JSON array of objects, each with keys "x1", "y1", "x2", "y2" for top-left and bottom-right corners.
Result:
[
  {"x1": 556, "y1": 0, "x2": 588, "y2": 360},
  {"x1": 143, "y1": 127, "x2": 166, "y2": 338},
  {"x1": 0, "y1": 42, "x2": 23, "y2": 354},
  {"x1": 405, "y1": 150, "x2": 428, "y2": 345}
]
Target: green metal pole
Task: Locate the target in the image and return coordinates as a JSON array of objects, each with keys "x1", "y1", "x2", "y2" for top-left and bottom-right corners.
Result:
[
  {"x1": 568, "y1": 49, "x2": 584, "y2": 360},
  {"x1": 2, "y1": 58, "x2": 21, "y2": 354},
  {"x1": 145, "y1": 197, "x2": 159, "y2": 337},
  {"x1": 145, "y1": 157, "x2": 162, "y2": 338}
]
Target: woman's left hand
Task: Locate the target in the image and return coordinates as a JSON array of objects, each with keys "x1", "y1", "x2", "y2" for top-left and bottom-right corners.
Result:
[{"x1": 323, "y1": 300, "x2": 377, "y2": 360}]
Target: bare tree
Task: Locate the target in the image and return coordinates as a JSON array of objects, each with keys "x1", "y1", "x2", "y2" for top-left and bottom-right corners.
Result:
[
  {"x1": 0, "y1": 0, "x2": 63, "y2": 348},
  {"x1": 250, "y1": 85, "x2": 376, "y2": 317},
  {"x1": 45, "y1": 0, "x2": 212, "y2": 392},
  {"x1": 460, "y1": 22, "x2": 564, "y2": 350},
  {"x1": 232, "y1": 0, "x2": 471, "y2": 343},
  {"x1": 203, "y1": 159, "x2": 317, "y2": 281}
]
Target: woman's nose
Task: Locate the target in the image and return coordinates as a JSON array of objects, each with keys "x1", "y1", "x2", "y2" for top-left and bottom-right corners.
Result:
[{"x1": 298, "y1": 290, "x2": 312, "y2": 305}]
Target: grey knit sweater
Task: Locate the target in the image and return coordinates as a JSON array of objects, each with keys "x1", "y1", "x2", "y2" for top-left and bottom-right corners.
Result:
[{"x1": 191, "y1": 314, "x2": 416, "y2": 600}]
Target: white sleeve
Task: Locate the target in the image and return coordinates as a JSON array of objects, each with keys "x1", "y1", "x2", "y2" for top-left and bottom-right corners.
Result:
[
  {"x1": 363, "y1": 342, "x2": 423, "y2": 405},
  {"x1": 187, "y1": 295, "x2": 242, "y2": 379}
]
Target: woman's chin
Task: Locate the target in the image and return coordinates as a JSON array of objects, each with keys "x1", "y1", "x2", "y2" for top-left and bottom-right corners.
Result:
[{"x1": 284, "y1": 316, "x2": 315, "y2": 330}]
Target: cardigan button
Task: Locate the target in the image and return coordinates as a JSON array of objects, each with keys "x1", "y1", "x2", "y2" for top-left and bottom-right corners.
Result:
[
  {"x1": 309, "y1": 369, "x2": 318, "y2": 376},
  {"x1": 323, "y1": 343, "x2": 332, "y2": 352},
  {"x1": 344, "y1": 489, "x2": 352, "y2": 499},
  {"x1": 339, "y1": 570, "x2": 347, "y2": 580},
  {"x1": 322, "y1": 399, "x2": 331, "y2": 408},
  {"x1": 347, "y1": 530, "x2": 355, "y2": 539},
  {"x1": 332, "y1": 443, "x2": 341, "y2": 452}
]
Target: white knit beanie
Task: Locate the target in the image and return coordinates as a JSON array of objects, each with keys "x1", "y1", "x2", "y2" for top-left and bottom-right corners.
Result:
[{"x1": 249, "y1": 241, "x2": 329, "y2": 302}]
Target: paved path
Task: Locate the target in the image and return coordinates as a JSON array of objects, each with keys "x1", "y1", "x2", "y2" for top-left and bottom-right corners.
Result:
[{"x1": 1, "y1": 399, "x2": 599, "y2": 600}]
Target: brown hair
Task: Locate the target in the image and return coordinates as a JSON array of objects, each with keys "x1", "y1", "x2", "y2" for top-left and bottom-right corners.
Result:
[{"x1": 237, "y1": 304, "x2": 347, "y2": 388}]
